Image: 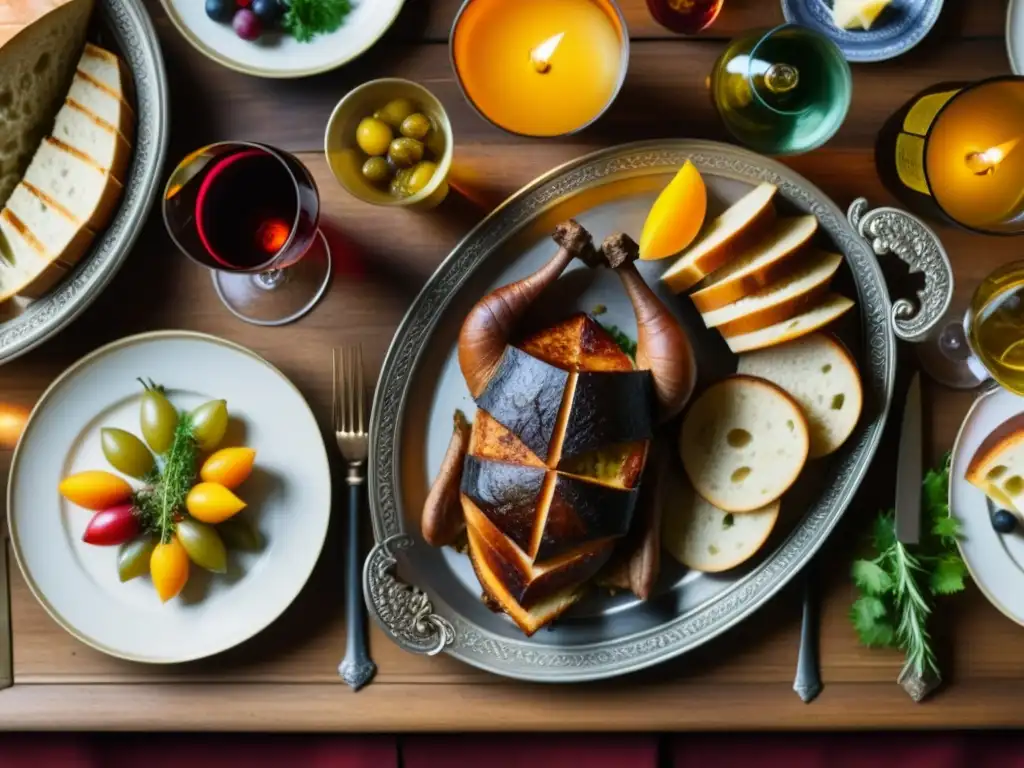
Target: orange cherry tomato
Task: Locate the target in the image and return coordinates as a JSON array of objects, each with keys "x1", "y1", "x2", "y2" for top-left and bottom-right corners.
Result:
[
  {"x1": 199, "y1": 447, "x2": 256, "y2": 490},
  {"x1": 150, "y1": 537, "x2": 189, "y2": 603},
  {"x1": 58, "y1": 471, "x2": 133, "y2": 511},
  {"x1": 186, "y1": 482, "x2": 246, "y2": 524}
]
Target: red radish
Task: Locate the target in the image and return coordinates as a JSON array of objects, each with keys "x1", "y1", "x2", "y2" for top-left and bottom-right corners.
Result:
[{"x1": 83, "y1": 504, "x2": 141, "y2": 546}]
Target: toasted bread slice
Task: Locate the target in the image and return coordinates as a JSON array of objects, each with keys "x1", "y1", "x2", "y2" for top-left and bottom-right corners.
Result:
[
  {"x1": 79, "y1": 42, "x2": 133, "y2": 103},
  {"x1": 725, "y1": 294, "x2": 855, "y2": 354},
  {"x1": 738, "y1": 333, "x2": 863, "y2": 458},
  {"x1": 67, "y1": 69, "x2": 134, "y2": 142},
  {"x1": 0, "y1": 0, "x2": 94, "y2": 207},
  {"x1": 662, "y1": 479, "x2": 779, "y2": 572},
  {"x1": 0, "y1": 209, "x2": 67, "y2": 300},
  {"x1": 702, "y1": 251, "x2": 842, "y2": 338},
  {"x1": 661, "y1": 183, "x2": 777, "y2": 294},
  {"x1": 679, "y1": 375, "x2": 809, "y2": 512},
  {"x1": 52, "y1": 98, "x2": 131, "y2": 183},
  {"x1": 22, "y1": 136, "x2": 122, "y2": 231},
  {"x1": 4, "y1": 181, "x2": 93, "y2": 269},
  {"x1": 965, "y1": 413, "x2": 1024, "y2": 515},
  {"x1": 691, "y1": 216, "x2": 817, "y2": 313}
]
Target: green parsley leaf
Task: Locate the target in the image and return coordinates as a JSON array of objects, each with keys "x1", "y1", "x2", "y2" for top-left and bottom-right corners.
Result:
[
  {"x1": 851, "y1": 559, "x2": 893, "y2": 595},
  {"x1": 850, "y1": 596, "x2": 895, "y2": 647},
  {"x1": 871, "y1": 511, "x2": 896, "y2": 554},
  {"x1": 931, "y1": 515, "x2": 961, "y2": 546},
  {"x1": 930, "y1": 555, "x2": 967, "y2": 595},
  {"x1": 282, "y1": 0, "x2": 353, "y2": 43}
]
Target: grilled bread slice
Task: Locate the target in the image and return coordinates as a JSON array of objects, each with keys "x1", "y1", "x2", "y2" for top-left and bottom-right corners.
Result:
[
  {"x1": 965, "y1": 413, "x2": 1024, "y2": 515},
  {"x1": 51, "y1": 98, "x2": 131, "y2": 183},
  {"x1": 0, "y1": 209, "x2": 67, "y2": 300},
  {"x1": 22, "y1": 136, "x2": 122, "y2": 232},
  {"x1": 67, "y1": 68, "x2": 134, "y2": 142},
  {"x1": 4, "y1": 181, "x2": 93, "y2": 268},
  {"x1": 661, "y1": 183, "x2": 777, "y2": 294},
  {"x1": 690, "y1": 216, "x2": 817, "y2": 313},
  {"x1": 725, "y1": 294, "x2": 855, "y2": 354},
  {"x1": 679, "y1": 375, "x2": 809, "y2": 512},
  {"x1": 701, "y1": 251, "x2": 842, "y2": 338},
  {"x1": 0, "y1": 0, "x2": 94, "y2": 207},
  {"x1": 738, "y1": 333, "x2": 863, "y2": 458}
]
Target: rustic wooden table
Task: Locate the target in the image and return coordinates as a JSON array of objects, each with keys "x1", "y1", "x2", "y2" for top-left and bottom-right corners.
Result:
[{"x1": 0, "y1": 0, "x2": 1021, "y2": 731}]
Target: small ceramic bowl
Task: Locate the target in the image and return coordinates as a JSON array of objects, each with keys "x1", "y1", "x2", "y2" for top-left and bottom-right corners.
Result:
[{"x1": 325, "y1": 79, "x2": 453, "y2": 210}]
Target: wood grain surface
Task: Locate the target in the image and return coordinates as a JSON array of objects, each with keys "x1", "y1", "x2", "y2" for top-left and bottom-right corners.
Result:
[{"x1": 0, "y1": 0, "x2": 1020, "y2": 730}]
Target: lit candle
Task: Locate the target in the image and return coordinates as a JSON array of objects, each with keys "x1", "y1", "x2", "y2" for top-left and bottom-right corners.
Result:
[
  {"x1": 451, "y1": 0, "x2": 628, "y2": 137},
  {"x1": 881, "y1": 77, "x2": 1024, "y2": 234}
]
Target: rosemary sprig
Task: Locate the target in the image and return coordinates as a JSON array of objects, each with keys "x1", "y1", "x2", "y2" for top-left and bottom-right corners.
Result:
[{"x1": 133, "y1": 409, "x2": 197, "y2": 543}]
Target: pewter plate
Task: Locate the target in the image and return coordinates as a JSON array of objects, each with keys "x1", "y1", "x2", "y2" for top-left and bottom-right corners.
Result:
[
  {"x1": 366, "y1": 141, "x2": 900, "y2": 682},
  {"x1": 0, "y1": 0, "x2": 169, "y2": 365}
]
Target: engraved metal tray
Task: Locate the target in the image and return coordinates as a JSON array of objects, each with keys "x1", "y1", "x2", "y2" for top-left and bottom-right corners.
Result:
[
  {"x1": 0, "y1": 0, "x2": 169, "y2": 365},
  {"x1": 365, "y1": 140, "x2": 952, "y2": 682}
]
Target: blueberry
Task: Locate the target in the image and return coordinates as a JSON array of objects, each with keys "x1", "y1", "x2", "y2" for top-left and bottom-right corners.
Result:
[
  {"x1": 993, "y1": 509, "x2": 1017, "y2": 533},
  {"x1": 205, "y1": 0, "x2": 234, "y2": 22},
  {"x1": 251, "y1": 0, "x2": 283, "y2": 25}
]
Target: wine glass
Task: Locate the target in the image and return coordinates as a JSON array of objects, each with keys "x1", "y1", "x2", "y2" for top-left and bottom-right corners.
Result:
[
  {"x1": 162, "y1": 141, "x2": 332, "y2": 326},
  {"x1": 917, "y1": 261, "x2": 1024, "y2": 392},
  {"x1": 709, "y1": 23, "x2": 852, "y2": 155},
  {"x1": 646, "y1": 0, "x2": 724, "y2": 34}
]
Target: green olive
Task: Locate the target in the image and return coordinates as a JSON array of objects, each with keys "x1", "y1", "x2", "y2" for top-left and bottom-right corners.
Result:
[
  {"x1": 217, "y1": 515, "x2": 263, "y2": 552},
  {"x1": 101, "y1": 427, "x2": 155, "y2": 479},
  {"x1": 191, "y1": 400, "x2": 229, "y2": 452},
  {"x1": 405, "y1": 161, "x2": 438, "y2": 196},
  {"x1": 176, "y1": 518, "x2": 227, "y2": 573},
  {"x1": 355, "y1": 117, "x2": 393, "y2": 157},
  {"x1": 374, "y1": 98, "x2": 416, "y2": 129},
  {"x1": 140, "y1": 386, "x2": 178, "y2": 455},
  {"x1": 399, "y1": 113, "x2": 431, "y2": 140},
  {"x1": 389, "y1": 167, "x2": 414, "y2": 197},
  {"x1": 387, "y1": 137, "x2": 424, "y2": 168},
  {"x1": 117, "y1": 536, "x2": 157, "y2": 582},
  {"x1": 361, "y1": 156, "x2": 391, "y2": 184}
]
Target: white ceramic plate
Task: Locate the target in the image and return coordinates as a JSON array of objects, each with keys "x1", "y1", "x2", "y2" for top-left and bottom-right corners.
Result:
[
  {"x1": 1009, "y1": 0, "x2": 1024, "y2": 74},
  {"x1": 7, "y1": 332, "x2": 331, "y2": 663},
  {"x1": 950, "y1": 385, "x2": 1024, "y2": 626},
  {"x1": 160, "y1": 0, "x2": 405, "y2": 78}
]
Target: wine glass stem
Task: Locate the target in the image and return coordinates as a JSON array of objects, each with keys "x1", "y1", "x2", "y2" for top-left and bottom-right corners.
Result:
[
  {"x1": 943, "y1": 313, "x2": 992, "y2": 383},
  {"x1": 254, "y1": 269, "x2": 285, "y2": 291}
]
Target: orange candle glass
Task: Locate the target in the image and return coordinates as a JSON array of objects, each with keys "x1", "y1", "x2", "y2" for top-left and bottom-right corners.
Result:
[{"x1": 451, "y1": 0, "x2": 628, "y2": 137}]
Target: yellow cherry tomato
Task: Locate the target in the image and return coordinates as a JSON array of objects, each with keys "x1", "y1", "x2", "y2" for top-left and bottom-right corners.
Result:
[
  {"x1": 150, "y1": 537, "x2": 189, "y2": 603},
  {"x1": 186, "y1": 482, "x2": 246, "y2": 524},
  {"x1": 58, "y1": 471, "x2": 133, "y2": 510},
  {"x1": 200, "y1": 447, "x2": 256, "y2": 490}
]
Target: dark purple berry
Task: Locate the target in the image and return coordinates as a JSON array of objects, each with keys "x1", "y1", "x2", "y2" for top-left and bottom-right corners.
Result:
[
  {"x1": 205, "y1": 0, "x2": 234, "y2": 22},
  {"x1": 993, "y1": 509, "x2": 1017, "y2": 534},
  {"x1": 232, "y1": 8, "x2": 262, "y2": 41},
  {"x1": 251, "y1": 0, "x2": 283, "y2": 25}
]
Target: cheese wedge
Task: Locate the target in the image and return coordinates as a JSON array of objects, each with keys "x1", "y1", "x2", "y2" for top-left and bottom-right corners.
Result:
[
  {"x1": 725, "y1": 294, "x2": 855, "y2": 354},
  {"x1": 737, "y1": 333, "x2": 863, "y2": 458},
  {"x1": 690, "y1": 216, "x2": 817, "y2": 313},
  {"x1": 0, "y1": 209, "x2": 67, "y2": 300},
  {"x1": 4, "y1": 181, "x2": 93, "y2": 268},
  {"x1": 51, "y1": 98, "x2": 131, "y2": 182},
  {"x1": 701, "y1": 251, "x2": 842, "y2": 338},
  {"x1": 833, "y1": 0, "x2": 891, "y2": 30},
  {"x1": 67, "y1": 69, "x2": 134, "y2": 142},
  {"x1": 661, "y1": 183, "x2": 777, "y2": 294},
  {"x1": 965, "y1": 413, "x2": 1024, "y2": 515},
  {"x1": 22, "y1": 136, "x2": 122, "y2": 232}
]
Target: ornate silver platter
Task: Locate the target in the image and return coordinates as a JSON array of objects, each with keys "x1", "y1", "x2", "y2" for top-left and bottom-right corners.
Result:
[
  {"x1": 365, "y1": 140, "x2": 952, "y2": 681},
  {"x1": 0, "y1": 0, "x2": 168, "y2": 365}
]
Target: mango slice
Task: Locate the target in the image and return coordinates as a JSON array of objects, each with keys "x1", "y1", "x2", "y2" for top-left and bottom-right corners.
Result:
[{"x1": 639, "y1": 161, "x2": 707, "y2": 261}]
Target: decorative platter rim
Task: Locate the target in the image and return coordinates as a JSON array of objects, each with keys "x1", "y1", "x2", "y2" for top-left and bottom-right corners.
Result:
[
  {"x1": 367, "y1": 139, "x2": 897, "y2": 682},
  {"x1": 0, "y1": 0, "x2": 169, "y2": 366}
]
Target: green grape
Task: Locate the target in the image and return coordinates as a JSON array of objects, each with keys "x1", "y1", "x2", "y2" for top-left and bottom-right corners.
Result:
[
  {"x1": 140, "y1": 387, "x2": 178, "y2": 454},
  {"x1": 191, "y1": 400, "x2": 228, "y2": 452},
  {"x1": 217, "y1": 516, "x2": 263, "y2": 552},
  {"x1": 176, "y1": 518, "x2": 227, "y2": 573},
  {"x1": 117, "y1": 536, "x2": 157, "y2": 582},
  {"x1": 101, "y1": 428, "x2": 154, "y2": 479}
]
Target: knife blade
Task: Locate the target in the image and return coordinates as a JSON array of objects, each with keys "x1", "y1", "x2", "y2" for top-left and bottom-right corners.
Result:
[{"x1": 895, "y1": 372, "x2": 922, "y2": 545}]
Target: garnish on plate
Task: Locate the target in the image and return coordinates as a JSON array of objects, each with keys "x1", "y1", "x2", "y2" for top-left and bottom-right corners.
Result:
[
  {"x1": 205, "y1": 0, "x2": 353, "y2": 43},
  {"x1": 850, "y1": 455, "x2": 967, "y2": 695},
  {"x1": 58, "y1": 380, "x2": 261, "y2": 603}
]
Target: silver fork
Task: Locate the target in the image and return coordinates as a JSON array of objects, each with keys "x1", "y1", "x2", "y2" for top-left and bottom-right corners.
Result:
[{"x1": 333, "y1": 346, "x2": 377, "y2": 691}]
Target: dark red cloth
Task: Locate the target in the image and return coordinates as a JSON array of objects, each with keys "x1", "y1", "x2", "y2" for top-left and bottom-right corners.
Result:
[{"x1": 404, "y1": 735, "x2": 658, "y2": 768}]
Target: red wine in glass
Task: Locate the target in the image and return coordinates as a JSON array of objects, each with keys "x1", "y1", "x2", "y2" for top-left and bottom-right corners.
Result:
[{"x1": 163, "y1": 142, "x2": 331, "y2": 326}]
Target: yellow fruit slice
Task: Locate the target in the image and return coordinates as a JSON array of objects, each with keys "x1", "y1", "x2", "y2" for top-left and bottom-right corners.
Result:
[
  {"x1": 639, "y1": 161, "x2": 707, "y2": 261},
  {"x1": 186, "y1": 482, "x2": 246, "y2": 524},
  {"x1": 150, "y1": 537, "x2": 189, "y2": 603}
]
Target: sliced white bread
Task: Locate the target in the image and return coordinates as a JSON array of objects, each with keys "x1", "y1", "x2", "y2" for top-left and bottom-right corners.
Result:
[
  {"x1": 22, "y1": 136, "x2": 123, "y2": 232},
  {"x1": 662, "y1": 480, "x2": 780, "y2": 572},
  {"x1": 0, "y1": 0, "x2": 94, "y2": 207},
  {"x1": 0, "y1": 209, "x2": 67, "y2": 300},
  {"x1": 680, "y1": 375, "x2": 810, "y2": 512},
  {"x1": 702, "y1": 251, "x2": 842, "y2": 338},
  {"x1": 661, "y1": 183, "x2": 777, "y2": 294},
  {"x1": 4, "y1": 181, "x2": 93, "y2": 268},
  {"x1": 79, "y1": 42, "x2": 133, "y2": 103},
  {"x1": 965, "y1": 413, "x2": 1024, "y2": 515},
  {"x1": 67, "y1": 69, "x2": 134, "y2": 143},
  {"x1": 51, "y1": 98, "x2": 131, "y2": 183},
  {"x1": 737, "y1": 333, "x2": 863, "y2": 458},
  {"x1": 725, "y1": 294, "x2": 856, "y2": 354},
  {"x1": 690, "y1": 216, "x2": 818, "y2": 313}
]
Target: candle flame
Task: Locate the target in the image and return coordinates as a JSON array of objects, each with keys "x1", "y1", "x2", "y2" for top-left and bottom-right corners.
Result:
[
  {"x1": 0, "y1": 403, "x2": 29, "y2": 449},
  {"x1": 530, "y1": 32, "x2": 564, "y2": 73},
  {"x1": 966, "y1": 138, "x2": 1021, "y2": 176}
]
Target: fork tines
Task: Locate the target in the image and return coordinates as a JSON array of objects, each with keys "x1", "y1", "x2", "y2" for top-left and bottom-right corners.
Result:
[{"x1": 332, "y1": 345, "x2": 367, "y2": 436}]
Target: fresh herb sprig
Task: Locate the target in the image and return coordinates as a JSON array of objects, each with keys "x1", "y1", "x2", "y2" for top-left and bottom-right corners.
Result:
[
  {"x1": 850, "y1": 455, "x2": 967, "y2": 680},
  {"x1": 133, "y1": 412, "x2": 198, "y2": 544},
  {"x1": 282, "y1": 0, "x2": 353, "y2": 43}
]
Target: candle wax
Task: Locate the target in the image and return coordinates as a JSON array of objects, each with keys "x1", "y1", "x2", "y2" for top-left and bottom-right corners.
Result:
[
  {"x1": 453, "y1": 0, "x2": 624, "y2": 137},
  {"x1": 926, "y1": 80, "x2": 1024, "y2": 230}
]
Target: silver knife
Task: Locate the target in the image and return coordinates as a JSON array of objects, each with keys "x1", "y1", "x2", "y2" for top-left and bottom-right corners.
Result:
[{"x1": 895, "y1": 373, "x2": 923, "y2": 545}]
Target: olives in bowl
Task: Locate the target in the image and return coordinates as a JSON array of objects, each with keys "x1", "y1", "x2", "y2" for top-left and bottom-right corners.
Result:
[{"x1": 325, "y1": 79, "x2": 453, "y2": 209}]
